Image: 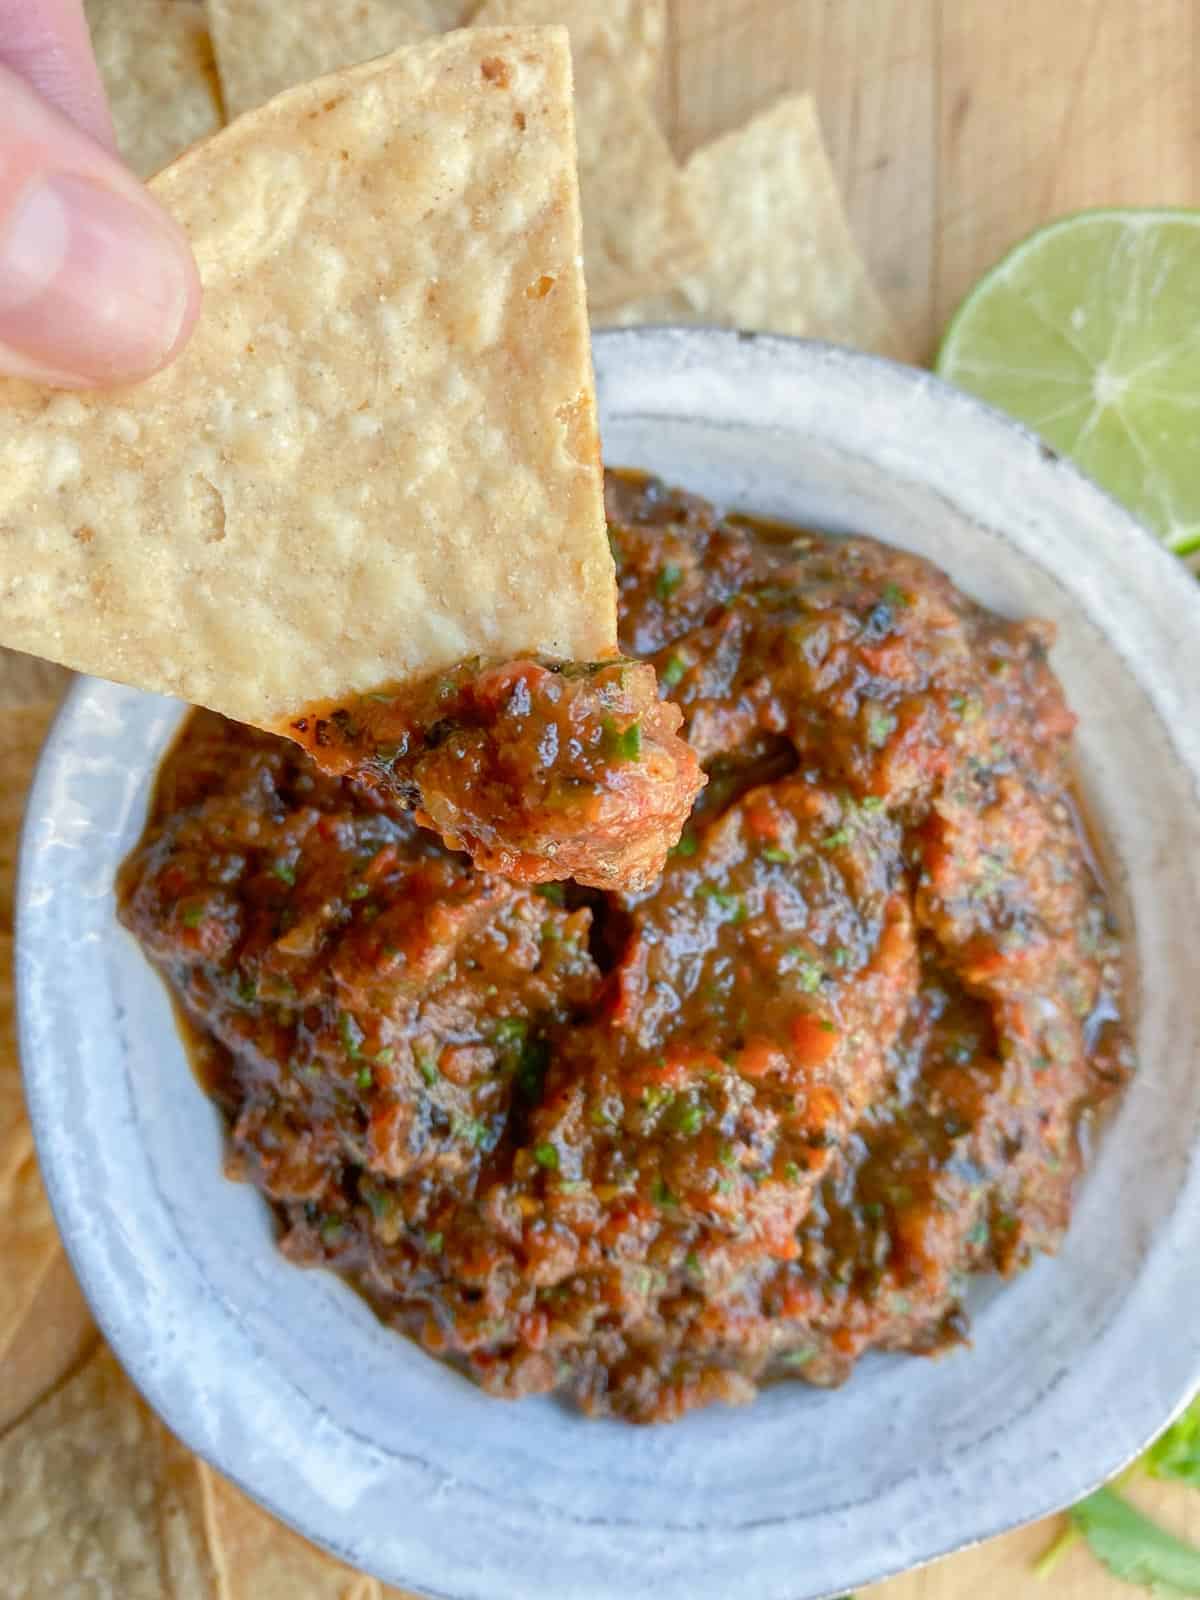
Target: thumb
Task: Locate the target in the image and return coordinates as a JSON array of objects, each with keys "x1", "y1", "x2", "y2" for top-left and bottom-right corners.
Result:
[{"x1": 0, "y1": 62, "x2": 200, "y2": 388}]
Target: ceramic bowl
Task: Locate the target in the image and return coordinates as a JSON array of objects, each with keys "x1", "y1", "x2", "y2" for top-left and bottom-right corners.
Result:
[{"x1": 18, "y1": 330, "x2": 1200, "y2": 1600}]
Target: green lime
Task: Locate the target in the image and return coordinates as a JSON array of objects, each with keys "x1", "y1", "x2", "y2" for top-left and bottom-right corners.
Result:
[{"x1": 936, "y1": 208, "x2": 1200, "y2": 560}]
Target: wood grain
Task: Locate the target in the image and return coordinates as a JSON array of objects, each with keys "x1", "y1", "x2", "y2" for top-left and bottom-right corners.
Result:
[
  {"x1": 935, "y1": 0, "x2": 1198, "y2": 334},
  {"x1": 0, "y1": 1246, "x2": 96, "y2": 1436},
  {"x1": 3, "y1": 5, "x2": 1198, "y2": 1596},
  {"x1": 665, "y1": 2, "x2": 1200, "y2": 1591},
  {"x1": 871, "y1": 1472, "x2": 1200, "y2": 1599},
  {"x1": 666, "y1": 0, "x2": 937, "y2": 357},
  {"x1": 665, "y1": 0, "x2": 1198, "y2": 358}
]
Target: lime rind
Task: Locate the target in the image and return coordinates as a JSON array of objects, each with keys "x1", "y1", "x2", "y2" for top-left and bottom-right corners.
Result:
[{"x1": 936, "y1": 207, "x2": 1200, "y2": 554}]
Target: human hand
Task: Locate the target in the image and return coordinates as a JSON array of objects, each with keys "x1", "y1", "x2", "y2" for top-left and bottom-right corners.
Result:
[{"x1": 0, "y1": 0, "x2": 200, "y2": 387}]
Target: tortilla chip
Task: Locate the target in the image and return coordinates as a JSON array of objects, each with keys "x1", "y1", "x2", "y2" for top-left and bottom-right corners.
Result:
[
  {"x1": 0, "y1": 31, "x2": 614, "y2": 731},
  {"x1": 207, "y1": 0, "x2": 432, "y2": 117},
  {"x1": 604, "y1": 96, "x2": 906, "y2": 358},
  {"x1": 473, "y1": 4, "x2": 703, "y2": 309},
  {"x1": 86, "y1": 0, "x2": 225, "y2": 178},
  {"x1": 0, "y1": 1345, "x2": 219, "y2": 1597},
  {"x1": 199, "y1": 1463, "x2": 385, "y2": 1598},
  {"x1": 468, "y1": 0, "x2": 664, "y2": 97}
]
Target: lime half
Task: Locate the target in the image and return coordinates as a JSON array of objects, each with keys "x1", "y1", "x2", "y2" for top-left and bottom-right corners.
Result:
[{"x1": 937, "y1": 209, "x2": 1200, "y2": 560}]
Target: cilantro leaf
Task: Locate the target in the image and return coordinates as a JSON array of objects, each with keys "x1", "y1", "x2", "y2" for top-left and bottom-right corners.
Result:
[
  {"x1": 1069, "y1": 1486, "x2": 1200, "y2": 1593},
  {"x1": 1148, "y1": 1398, "x2": 1200, "y2": 1489}
]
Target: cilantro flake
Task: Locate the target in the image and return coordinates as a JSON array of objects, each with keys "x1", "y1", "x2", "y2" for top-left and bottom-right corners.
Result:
[
  {"x1": 660, "y1": 653, "x2": 688, "y2": 689},
  {"x1": 696, "y1": 883, "x2": 746, "y2": 922},
  {"x1": 674, "y1": 1101, "x2": 704, "y2": 1137},
  {"x1": 338, "y1": 1011, "x2": 364, "y2": 1059},
  {"x1": 763, "y1": 844, "x2": 797, "y2": 864},
  {"x1": 656, "y1": 561, "x2": 684, "y2": 600},
  {"x1": 821, "y1": 827, "x2": 853, "y2": 851},
  {"x1": 453, "y1": 1116, "x2": 489, "y2": 1148}
]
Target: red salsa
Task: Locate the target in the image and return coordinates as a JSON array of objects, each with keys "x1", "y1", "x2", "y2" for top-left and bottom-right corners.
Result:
[
  {"x1": 118, "y1": 472, "x2": 1131, "y2": 1422},
  {"x1": 282, "y1": 654, "x2": 703, "y2": 894}
]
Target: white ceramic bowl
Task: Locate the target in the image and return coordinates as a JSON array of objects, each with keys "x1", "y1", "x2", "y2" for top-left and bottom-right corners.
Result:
[{"x1": 19, "y1": 331, "x2": 1200, "y2": 1600}]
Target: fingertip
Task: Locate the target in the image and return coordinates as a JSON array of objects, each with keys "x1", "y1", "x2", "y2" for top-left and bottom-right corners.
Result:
[
  {"x1": 136, "y1": 202, "x2": 202, "y2": 379},
  {"x1": 0, "y1": 171, "x2": 200, "y2": 388},
  {"x1": 0, "y1": 62, "x2": 202, "y2": 389}
]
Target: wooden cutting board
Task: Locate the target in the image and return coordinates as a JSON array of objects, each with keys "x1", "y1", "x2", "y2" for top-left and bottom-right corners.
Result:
[
  {"x1": 3, "y1": 2, "x2": 1197, "y2": 1595},
  {"x1": 661, "y1": 3, "x2": 1199, "y2": 1594},
  {"x1": 665, "y1": 0, "x2": 1197, "y2": 362}
]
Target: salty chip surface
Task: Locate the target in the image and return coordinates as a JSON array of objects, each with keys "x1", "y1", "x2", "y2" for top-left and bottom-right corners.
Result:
[
  {"x1": 0, "y1": 29, "x2": 614, "y2": 729},
  {"x1": 473, "y1": 2, "x2": 703, "y2": 309},
  {"x1": 0, "y1": 1345, "x2": 218, "y2": 1596},
  {"x1": 470, "y1": 0, "x2": 665, "y2": 100}
]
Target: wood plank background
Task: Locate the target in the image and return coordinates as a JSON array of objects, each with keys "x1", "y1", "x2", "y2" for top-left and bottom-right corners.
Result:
[
  {"x1": 4, "y1": 3, "x2": 1197, "y2": 1596},
  {"x1": 665, "y1": 0, "x2": 1198, "y2": 361},
  {"x1": 661, "y1": 2, "x2": 1199, "y2": 1594}
]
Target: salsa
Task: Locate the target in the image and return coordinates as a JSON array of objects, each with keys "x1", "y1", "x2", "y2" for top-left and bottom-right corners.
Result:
[
  {"x1": 118, "y1": 472, "x2": 1131, "y2": 1423},
  {"x1": 282, "y1": 655, "x2": 704, "y2": 894}
]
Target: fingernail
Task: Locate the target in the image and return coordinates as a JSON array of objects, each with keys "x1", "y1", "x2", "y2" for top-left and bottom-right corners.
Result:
[{"x1": 0, "y1": 174, "x2": 194, "y2": 385}]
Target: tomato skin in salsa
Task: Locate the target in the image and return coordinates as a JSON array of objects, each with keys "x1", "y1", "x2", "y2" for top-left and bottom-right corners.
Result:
[
  {"x1": 283, "y1": 655, "x2": 704, "y2": 894},
  {"x1": 119, "y1": 472, "x2": 1131, "y2": 1423}
]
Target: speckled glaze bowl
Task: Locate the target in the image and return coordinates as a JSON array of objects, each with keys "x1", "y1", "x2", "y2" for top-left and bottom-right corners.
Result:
[{"x1": 18, "y1": 330, "x2": 1200, "y2": 1600}]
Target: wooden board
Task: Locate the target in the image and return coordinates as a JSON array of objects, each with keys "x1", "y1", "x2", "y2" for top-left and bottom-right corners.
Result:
[
  {"x1": 662, "y1": 3, "x2": 1199, "y2": 1593},
  {"x1": 3, "y1": 3, "x2": 1197, "y2": 1596},
  {"x1": 666, "y1": 0, "x2": 1198, "y2": 360}
]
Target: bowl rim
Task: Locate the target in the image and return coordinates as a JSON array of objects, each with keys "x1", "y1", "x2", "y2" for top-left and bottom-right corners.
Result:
[{"x1": 18, "y1": 327, "x2": 1200, "y2": 1600}]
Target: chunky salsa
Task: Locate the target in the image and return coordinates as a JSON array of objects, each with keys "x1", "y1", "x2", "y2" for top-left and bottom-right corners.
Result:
[
  {"x1": 118, "y1": 472, "x2": 1131, "y2": 1423},
  {"x1": 282, "y1": 655, "x2": 704, "y2": 894}
]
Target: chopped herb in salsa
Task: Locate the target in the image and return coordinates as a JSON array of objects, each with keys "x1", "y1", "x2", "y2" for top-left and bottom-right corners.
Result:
[{"x1": 119, "y1": 470, "x2": 1130, "y2": 1425}]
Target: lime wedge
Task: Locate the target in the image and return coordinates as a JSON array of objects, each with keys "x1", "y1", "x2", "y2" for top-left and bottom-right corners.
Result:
[{"x1": 936, "y1": 209, "x2": 1200, "y2": 561}]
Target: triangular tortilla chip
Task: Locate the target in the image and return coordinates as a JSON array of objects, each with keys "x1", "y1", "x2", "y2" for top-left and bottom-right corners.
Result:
[
  {"x1": 605, "y1": 96, "x2": 906, "y2": 359},
  {"x1": 0, "y1": 1345, "x2": 219, "y2": 1597},
  {"x1": 86, "y1": 0, "x2": 225, "y2": 178},
  {"x1": 198, "y1": 1464, "x2": 386, "y2": 1598},
  {"x1": 207, "y1": 0, "x2": 432, "y2": 117},
  {"x1": 0, "y1": 30, "x2": 614, "y2": 730},
  {"x1": 469, "y1": 0, "x2": 665, "y2": 98},
  {"x1": 473, "y1": 3, "x2": 703, "y2": 309}
]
